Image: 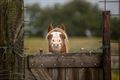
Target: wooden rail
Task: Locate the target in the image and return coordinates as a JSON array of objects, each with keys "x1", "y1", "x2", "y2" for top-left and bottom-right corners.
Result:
[
  {"x1": 28, "y1": 52, "x2": 102, "y2": 68},
  {"x1": 27, "y1": 52, "x2": 103, "y2": 80}
]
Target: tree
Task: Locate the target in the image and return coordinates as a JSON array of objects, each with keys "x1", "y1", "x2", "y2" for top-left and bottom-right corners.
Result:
[{"x1": 25, "y1": 0, "x2": 118, "y2": 39}]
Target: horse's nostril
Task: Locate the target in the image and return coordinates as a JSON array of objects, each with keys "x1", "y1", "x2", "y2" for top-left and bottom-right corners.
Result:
[
  {"x1": 53, "y1": 44, "x2": 60, "y2": 47},
  {"x1": 56, "y1": 44, "x2": 59, "y2": 47},
  {"x1": 57, "y1": 44, "x2": 59, "y2": 46}
]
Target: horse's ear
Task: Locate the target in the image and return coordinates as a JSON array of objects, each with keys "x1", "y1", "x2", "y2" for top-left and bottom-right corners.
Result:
[
  {"x1": 60, "y1": 24, "x2": 65, "y2": 31},
  {"x1": 48, "y1": 24, "x2": 53, "y2": 32}
]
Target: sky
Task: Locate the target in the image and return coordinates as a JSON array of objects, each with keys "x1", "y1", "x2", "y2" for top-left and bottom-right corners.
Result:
[
  {"x1": 24, "y1": 0, "x2": 119, "y2": 15},
  {"x1": 24, "y1": 0, "x2": 70, "y2": 7}
]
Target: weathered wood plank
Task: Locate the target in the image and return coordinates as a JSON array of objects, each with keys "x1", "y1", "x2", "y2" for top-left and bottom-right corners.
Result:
[
  {"x1": 48, "y1": 68, "x2": 58, "y2": 80},
  {"x1": 31, "y1": 68, "x2": 52, "y2": 80},
  {"x1": 78, "y1": 68, "x2": 85, "y2": 80},
  {"x1": 30, "y1": 69, "x2": 41, "y2": 80},
  {"x1": 102, "y1": 11, "x2": 111, "y2": 80},
  {"x1": 0, "y1": 0, "x2": 24, "y2": 80},
  {"x1": 28, "y1": 53, "x2": 102, "y2": 68},
  {"x1": 65, "y1": 68, "x2": 73, "y2": 80},
  {"x1": 59, "y1": 68, "x2": 66, "y2": 80}
]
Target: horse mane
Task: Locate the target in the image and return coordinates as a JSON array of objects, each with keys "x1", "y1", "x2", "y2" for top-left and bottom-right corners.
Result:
[{"x1": 46, "y1": 27, "x2": 69, "y2": 53}]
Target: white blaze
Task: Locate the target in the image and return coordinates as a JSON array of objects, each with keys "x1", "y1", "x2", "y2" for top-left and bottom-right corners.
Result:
[
  {"x1": 51, "y1": 32, "x2": 61, "y2": 38},
  {"x1": 50, "y1": 32, "x2": 62, "y2": 51}
]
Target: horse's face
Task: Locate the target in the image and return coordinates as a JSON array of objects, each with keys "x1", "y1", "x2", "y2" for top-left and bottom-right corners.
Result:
[
  {"x1": 49, "y1": 31, "x2": 63, "y2": 51},
  {"x1": 47, "y1": 24, "x2": 67, "y2": 52}
]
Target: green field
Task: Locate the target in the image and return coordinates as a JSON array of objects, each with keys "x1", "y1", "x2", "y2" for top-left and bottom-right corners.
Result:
[
  {"x1": 112, "y1": 71, "x2": 119, "y2": 80},
  {"x1": 24, "y1": 37, "x2": 102, "y2": 54}
]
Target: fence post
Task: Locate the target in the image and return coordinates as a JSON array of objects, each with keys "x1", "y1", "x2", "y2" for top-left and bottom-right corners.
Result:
[
  {"x1": 0, "y1": 0, "x2": 24, "y2": 80},
  {"x1": 118, "y1": 0, "x2": 120, "y2": 78},
  {"x1": 102, "y1": 11, "x2": 111, "y2": 80}
]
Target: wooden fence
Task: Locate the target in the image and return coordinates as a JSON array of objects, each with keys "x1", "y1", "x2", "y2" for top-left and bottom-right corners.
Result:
[
  {"x1": 0, "y1": 0, "x2": 112, "y2": 80},
  {"x1": 27, "y1": 52, "x2": 103, "y2": 80}
]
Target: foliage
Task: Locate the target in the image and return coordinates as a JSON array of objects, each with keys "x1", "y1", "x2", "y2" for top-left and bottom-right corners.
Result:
[
  {"x1": 111, "y1": 18, "x2": 119, "y2": 40},
  {"x1": 25, "y1": 0, "x2": 119, "y2": 39}
]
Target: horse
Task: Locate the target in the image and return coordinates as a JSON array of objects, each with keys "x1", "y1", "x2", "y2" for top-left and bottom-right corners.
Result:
[{"x1": 46, "y1": 24, "x2": 68, "y2": 53}]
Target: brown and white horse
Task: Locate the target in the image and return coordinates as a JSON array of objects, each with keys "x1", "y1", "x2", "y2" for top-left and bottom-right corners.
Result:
[{"x1": 46, "y1": 24, "x2": 68, "y2": 53}]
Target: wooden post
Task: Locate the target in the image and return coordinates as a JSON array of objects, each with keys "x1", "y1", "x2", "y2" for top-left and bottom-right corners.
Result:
[
  {"x1": 102, "y1": 11, "x2": 111, "y2": 80},
  {"x1": 0, "y1": 0, "x2": 24, "y2": 80},
  {"x1": 118, "y1": 0, "x2": 120, "y2": 79},
  {"x1": 0, "y1": 0, "x2": 9, "y2": 79}
]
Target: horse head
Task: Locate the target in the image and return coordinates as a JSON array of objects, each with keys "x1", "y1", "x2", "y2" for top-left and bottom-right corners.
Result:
[{"x1": 46, "y1": 24, "x2": 68, "y2": 53}]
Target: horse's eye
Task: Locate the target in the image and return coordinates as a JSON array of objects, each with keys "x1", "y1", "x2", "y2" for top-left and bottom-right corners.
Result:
[
  {"x1": 48, "y1": 35, "x2": 52, "y2": 39},
  {"x1": 52, "y1": 40, "x2": 54, "y2": 42},
  {"x1": 60, "y1": 34, "x2": 65, "y2": 39},
  {"x1": 59, "y1": 40, "x2": 60, "y2": 42}
]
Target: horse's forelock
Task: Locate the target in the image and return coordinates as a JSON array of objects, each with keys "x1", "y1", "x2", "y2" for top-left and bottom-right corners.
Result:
[{"x1": 46, "y1": 28, "x2": 68, "y2": 41}]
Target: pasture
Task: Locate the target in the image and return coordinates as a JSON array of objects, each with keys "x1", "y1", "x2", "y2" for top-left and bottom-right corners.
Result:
[{"x1": 24, "y1": 37, "x2": 102, "y2": 54}]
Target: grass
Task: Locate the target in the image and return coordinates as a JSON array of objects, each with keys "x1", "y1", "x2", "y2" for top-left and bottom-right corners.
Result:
[
  {"x1": 24, "y1": 37, "x2": 102, "y2": 54},
  {"x1": 24, "y1": 37, "x2": 48, "y2": 54},
  {"x1": 112, "y1": 71, "x2": 120, "y2": 80},
  {"x1": 69, "y1": 37, "x2": 101, "y2": 52}
]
